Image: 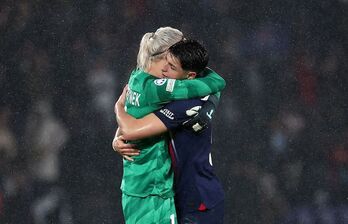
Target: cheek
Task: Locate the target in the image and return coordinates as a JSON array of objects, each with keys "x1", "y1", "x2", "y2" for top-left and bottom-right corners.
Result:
[
  {"x1": 160, "y1": 61, "x2": 167, "y2": 69},
  {"x1": 166, "y1": 70, "x2": 179, "y2": 79},
  {"x1": 148, "y1": 62, "x2": 164, "y2": 78},
  {"x1": 155, "y1": 60, "x2": 165, "y2": 71}
]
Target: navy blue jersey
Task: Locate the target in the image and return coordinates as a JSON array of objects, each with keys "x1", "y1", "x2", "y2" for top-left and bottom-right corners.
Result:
[{"x1": 154, "y1": 98, "x2": 224, "y2": 213}]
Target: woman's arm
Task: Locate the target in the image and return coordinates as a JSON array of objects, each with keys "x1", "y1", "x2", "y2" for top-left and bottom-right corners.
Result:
[
  {"x1": 115, "y1": 86, "x2": 168, "y2": 141},
  {"x1": 144, "y1": 68, "x2": 226, "y2": 104}
]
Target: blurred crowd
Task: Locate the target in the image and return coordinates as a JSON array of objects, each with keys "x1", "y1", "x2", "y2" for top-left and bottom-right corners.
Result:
[{"x1": 0, "y1": 0, "x2": 347, "y2": 223}]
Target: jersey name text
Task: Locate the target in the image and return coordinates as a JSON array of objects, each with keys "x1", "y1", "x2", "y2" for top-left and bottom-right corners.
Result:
[{"x1": 126, "y1": 89, "x2": 141, "y2": 107}]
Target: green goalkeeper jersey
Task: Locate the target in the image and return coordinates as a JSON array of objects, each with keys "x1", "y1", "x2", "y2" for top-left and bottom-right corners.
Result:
[{"x1": 121, "y1": 68, "x2": 225, "y2": 197}]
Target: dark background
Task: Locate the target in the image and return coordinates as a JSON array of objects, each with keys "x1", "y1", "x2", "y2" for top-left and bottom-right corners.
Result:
[{"x1": 0, "y1": 0, "x2": 347, "y2": 223}]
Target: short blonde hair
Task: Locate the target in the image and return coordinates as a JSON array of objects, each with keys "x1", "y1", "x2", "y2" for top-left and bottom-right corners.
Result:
[{"x1": 137, "y1": 27, "x2": 183, "y2": 70}]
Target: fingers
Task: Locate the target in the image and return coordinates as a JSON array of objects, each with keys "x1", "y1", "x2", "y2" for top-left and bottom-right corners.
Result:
[
  {"x1": 114, "y1": 147, "x2": 140, "y2": 160},
  {"x1": 113, "y1": 141, "x2": 139, "y2": 153},
  {"x1": 117, "y1": 148, "x2": 140, "y2": 162},
  {"x1": 123, "y1": 155, "x2": 134, "y2": 162},
  {"x1": 112, "y1": 136, "x2": 140, "y2": 161},
  {"x1": 117, "y1": 148, "x2": 140, "y2": 156},
  {"x1": 112, "y1": 135, "x2": 127, "y2": 151},
  {"x1": 113, "y1": 140, "x2": 137, "y2": 152}
]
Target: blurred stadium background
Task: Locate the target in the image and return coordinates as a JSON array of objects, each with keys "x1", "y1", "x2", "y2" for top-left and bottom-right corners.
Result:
[{"x1": 1, "y1": 0, "x2": 347, "y2": 223}]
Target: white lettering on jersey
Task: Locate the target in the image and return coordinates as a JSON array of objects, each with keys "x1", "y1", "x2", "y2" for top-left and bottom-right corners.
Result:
[
  {"x1": 206, "y1": 109, "x2": 214, "y2": 119},
  {"x1": 160, "y1": 108, "x2": 174, "y2": 120},
  {"x1": 166, "y1": 79, "x2": 176, "y2": 92},
  {"x1": 154, "y1": 79, "x2": 167, "y2": 86},
  {"x1": 126, "y1": 89, "x2": 141, "y2": 107}
]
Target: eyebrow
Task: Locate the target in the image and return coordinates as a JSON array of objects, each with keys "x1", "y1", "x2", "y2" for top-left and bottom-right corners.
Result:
[
  {"x1": 168, "y1": 62, "x2": 177, "y2": 69},
  {"x1": 169, "y1": 62, "x2": 176, "y2": 69}
]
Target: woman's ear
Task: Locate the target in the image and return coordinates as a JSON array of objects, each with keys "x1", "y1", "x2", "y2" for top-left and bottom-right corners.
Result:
[{"x1": 187, "y1": 71, "x2": 197, "y2": 79}]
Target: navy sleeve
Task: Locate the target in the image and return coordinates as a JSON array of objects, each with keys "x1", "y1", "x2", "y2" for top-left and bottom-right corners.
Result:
[{"x1": 154, "y1": 99, "x2": 202, "y2": 131}]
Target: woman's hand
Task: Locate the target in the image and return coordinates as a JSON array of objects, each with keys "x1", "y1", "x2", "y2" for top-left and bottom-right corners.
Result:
[{"x1": 112, "y1": 135, "x2": 139, "y2": 161}]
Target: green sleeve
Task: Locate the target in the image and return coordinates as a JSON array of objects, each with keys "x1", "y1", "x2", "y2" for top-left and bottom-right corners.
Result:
[{"x1": 144, "y1": 68, "x2": 226, "y2": 105}]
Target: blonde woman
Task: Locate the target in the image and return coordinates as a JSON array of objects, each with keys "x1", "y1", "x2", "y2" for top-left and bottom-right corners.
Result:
[{"x1": 113, "y1": 27, "x2": 225, "y2": 224}]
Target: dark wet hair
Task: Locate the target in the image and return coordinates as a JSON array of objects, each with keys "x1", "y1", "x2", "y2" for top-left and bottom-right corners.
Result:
[{"x1": 168, "y1": 39, "x2": 209, "y2": 75}]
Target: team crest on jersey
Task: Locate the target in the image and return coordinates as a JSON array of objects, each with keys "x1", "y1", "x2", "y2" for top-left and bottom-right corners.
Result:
[{"x1": 154, "y1": 79, "x2": 167, "y2": 86}]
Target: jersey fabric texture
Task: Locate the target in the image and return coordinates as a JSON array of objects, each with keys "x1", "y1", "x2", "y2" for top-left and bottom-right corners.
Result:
[
  {"x1": 122, "y1": 193, "x2": 177, "y2": 224},
  {"x1": 121, "y1": 68, "x2": 226, "y2": 198},
  {"x1": 153, "y1": 98, "x2": 225, "y2": 215}
]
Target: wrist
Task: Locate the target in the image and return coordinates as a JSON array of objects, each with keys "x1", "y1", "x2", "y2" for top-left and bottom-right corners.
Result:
[{"x1": 116, "y1": 102, "x2": 125, "y2": 109}]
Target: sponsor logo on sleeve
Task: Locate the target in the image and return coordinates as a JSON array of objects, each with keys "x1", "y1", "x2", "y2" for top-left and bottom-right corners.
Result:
[
  {"x1": 160, "y1": 108, "x2": 175, "y2": 120},
  {"x1": 166, "y1": 79, "x2": 176, "y2": 92},
  {"x1": 154, "y1": 79, "x2": 167, "y2": 86}
]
